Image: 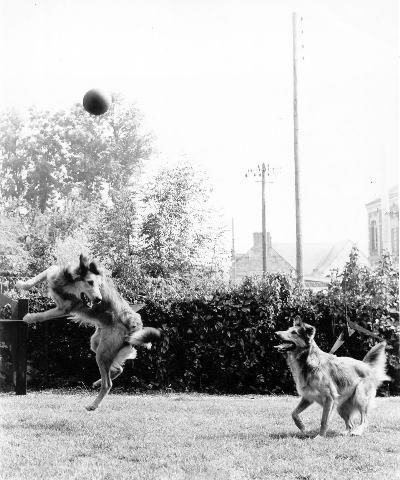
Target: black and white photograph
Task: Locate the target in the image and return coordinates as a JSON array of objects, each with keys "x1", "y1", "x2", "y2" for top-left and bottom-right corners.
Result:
[{"x1": 0, "y1": 0, "x2": 398, "y2": 479}]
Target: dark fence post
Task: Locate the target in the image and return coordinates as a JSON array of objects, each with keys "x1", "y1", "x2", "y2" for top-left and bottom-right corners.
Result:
[
  {"x1": 14, "y1": 299, "x2": 28, "y2": 395},
  {"x1": 0, "y1": 297, "x2": 28, "y2": 395}
]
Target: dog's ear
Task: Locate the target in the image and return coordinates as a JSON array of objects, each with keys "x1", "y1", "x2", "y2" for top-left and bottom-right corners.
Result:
[
  {"x1": 89, "y1": 260, "x2": 101, "y2": 276},
  {"x1": 64, "y1": 267, "x2": 75, "y2": 284},
  {"x1": 131, "y1": 303, "x2": 145, "y2": 313},
  {"x1": 77, "y1": 254, "x2": 89, "y2": 276},
  {"x1": 293, "y1": 315, "x2": 303, "y2": 327},
  {"x1": 304, "y1": 324, "x2": 316, "y2": 340}
]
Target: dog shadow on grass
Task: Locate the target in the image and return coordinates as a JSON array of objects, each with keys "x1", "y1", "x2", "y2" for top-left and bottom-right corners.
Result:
[
  {"x1": 195, "y1": 430, "x2": 342, "y2": 443},
  {"x1": 269, "y1": 430, "x2": 343, "y2": 440},
  {"x1": 195, "y1": 432, "x2": 270, "y2": 442}
]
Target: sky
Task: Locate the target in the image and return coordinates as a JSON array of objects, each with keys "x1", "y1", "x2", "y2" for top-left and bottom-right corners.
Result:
[{"x1": 0, "y1": 0, "x2": 398, "y2": 254}]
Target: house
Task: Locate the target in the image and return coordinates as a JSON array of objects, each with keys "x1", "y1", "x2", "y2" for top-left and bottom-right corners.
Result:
[
  {"x1": 365, "y1": 185, "x2": 399, "y2": 266},
  {"x1": 230, "y1": 232, "x2": 369, "y2": 289}
]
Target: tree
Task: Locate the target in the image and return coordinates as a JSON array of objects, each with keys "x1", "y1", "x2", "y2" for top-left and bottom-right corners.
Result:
[
  {"x1": 0, "y1": 96, "x2": 152, "y2": 212},
  {"x1": 0, "y1": 109, "x2": 25, "y2": 202},
  {"x1": 62, "y1": 96, "x2": 152, "y2": 199},
  {"x1": 140, "y1": 162, "x2": 229, "y2": 279},
  {"x1": 89, "y1": 188, "x2": 143, "y2": 280},
  {"x1": 0, "y1": 214, "x2": 29, "y2": 277},
  {"x1": 89, "y1": 162, "x2": 229, "y2": 289}
]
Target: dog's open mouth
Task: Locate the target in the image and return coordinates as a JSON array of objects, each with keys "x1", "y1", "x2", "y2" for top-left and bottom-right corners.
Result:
[
  {"x1": 274, "y1": 342, "x2": 296, "y2": 352},
  {"x1": 80, "y1": 293, "x2": 93, "y2": 308}
]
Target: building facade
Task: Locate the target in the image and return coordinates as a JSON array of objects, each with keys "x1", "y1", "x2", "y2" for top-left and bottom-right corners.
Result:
[
  {"x1": 230, "y1": 232, "x2": 369, "y2": 288},
  {"x1": 365, "y1": 185, "x2": 399, "y2": 266}
]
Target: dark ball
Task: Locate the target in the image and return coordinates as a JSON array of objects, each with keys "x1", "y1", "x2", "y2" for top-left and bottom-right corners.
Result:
[{"x1": 82, "y1": 89, "x2": 111, "y2": 116}]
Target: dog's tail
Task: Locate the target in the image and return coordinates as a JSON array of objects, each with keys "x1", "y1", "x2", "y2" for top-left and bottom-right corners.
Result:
[
  {"x1": 128, "y1": 327, "x2": 162, "y2": 349},
  {"x1": 363, "y1": 341, "x2": 391, "y2": 385},
  {"x1": 16, "y1": 266, "x2": 58, "y2": 291}
]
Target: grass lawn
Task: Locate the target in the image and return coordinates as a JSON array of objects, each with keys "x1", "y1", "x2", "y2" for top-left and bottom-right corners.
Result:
[{"x1": 0, "y1": 392, "x2": 399, "y2": 480}]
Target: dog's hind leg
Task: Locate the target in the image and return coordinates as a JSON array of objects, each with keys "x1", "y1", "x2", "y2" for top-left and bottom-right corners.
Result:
[
  {"x1": 92, "y1": 365, "x2": 123, "y2": 388},
  {"x1": 92, "y1": 345, "x2": 136, "y2": 388},
  {"x1": 90, "y1": 328, "x2": 102, "y2": 353},
  {"x1": 349, "y1": 380, "x2": 374, "y2": 436},
  {"x1": 292, "y1": 397, "x2": 313, "y2": 433},
  {"x1": 86, "y1": 336, "x2": 117, "y2": 411},
  {"x1": 337, "y1": 401, "x2": 355, "y2": 435},
  {"x1": 350, "y1": 410, "x2": 369, "y2": 436},
  {"x1": 86, "y1": 354, "x2": 113, "y2": 411}
]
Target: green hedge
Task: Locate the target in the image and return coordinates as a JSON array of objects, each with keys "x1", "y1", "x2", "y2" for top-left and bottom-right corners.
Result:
[
  {"x1": 1, "y1": 251, "x2": 398, "y2": 395},
  {"x1": 1, "y1": 286, "x2": 397, "y2": 394}
]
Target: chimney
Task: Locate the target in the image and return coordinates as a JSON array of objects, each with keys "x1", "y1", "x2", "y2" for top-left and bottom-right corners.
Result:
[
  {"x1": 253, "y1": 232, "x2": 263, "y2": 251},
  {"x1": 267, "y1": 232, "x2": 272, "y2": 250}
]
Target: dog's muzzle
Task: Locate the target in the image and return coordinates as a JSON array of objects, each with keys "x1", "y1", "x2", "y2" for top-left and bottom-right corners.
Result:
[
  {"x1": 274, "y1": 332, "x2": 296, "y2": 352},
  {"x1": 80, "y1": 293, "x2": 102, "y2": 307}
]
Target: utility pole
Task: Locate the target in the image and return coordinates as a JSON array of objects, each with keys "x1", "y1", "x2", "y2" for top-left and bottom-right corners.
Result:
[
  {"x1": 245, "y1": 163, "x2": 278, "y2": 275},
  {"x1": 231, "y1": 218, "x2": 237, "y2": 282},
  {"x1": 261, "y1": 163, "x2": 267, "y2": 274},
  {"x1": 292, "y1": 12, "x2": 304, "y2": 285}
]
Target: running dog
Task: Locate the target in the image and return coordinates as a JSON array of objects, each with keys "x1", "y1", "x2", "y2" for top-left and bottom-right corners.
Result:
[
  {"x1": 16, "y1": 254, "x2": 161, "y2": 410},
  {"x1": 275, "y1": 316, "x2": 390, "y2": 437}
]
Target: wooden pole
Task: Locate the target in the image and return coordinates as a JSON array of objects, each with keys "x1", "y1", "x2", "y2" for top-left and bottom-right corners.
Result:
[
  {"x1": 14, "y1": 299, "x2": 28, "y2": 395},
  {"x1": 231, "y1": 218, "x2": 237, "y2": 282},
  {"x1": 261, "y1": 162, "x2": 267, "y2": 274},
  {"x1": 292, "y1": 12, "x2": 304, "y2": 285}
]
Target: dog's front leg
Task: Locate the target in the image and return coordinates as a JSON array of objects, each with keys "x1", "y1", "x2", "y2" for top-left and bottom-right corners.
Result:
[
  {"x1": 23, "y1": 307, "x2": 69, "y2": 323},
  {"x1": 317, "y1": 396, "x2": 335, "y2": 437},
  {"x1": 292, "y1": 397, "x2": 313, "y2": 433}
]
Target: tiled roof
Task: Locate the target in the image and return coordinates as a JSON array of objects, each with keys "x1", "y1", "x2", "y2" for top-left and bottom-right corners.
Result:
[
  {"x1": 233, "y1": 235, "x2": 370, "y2": 278},
  {"x1": 272, "y1": 242, "x2": 333, "y2": 275}
]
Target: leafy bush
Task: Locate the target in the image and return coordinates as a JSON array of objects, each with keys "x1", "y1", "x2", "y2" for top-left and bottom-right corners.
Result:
[{"x1": 6, "y1": 249, "x2": 399, "y2": 394}]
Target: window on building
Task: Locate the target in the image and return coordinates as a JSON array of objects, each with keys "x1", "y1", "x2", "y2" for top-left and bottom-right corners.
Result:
[{"x1": 369, "y1": 220, "x2": 378, "y2": 255}]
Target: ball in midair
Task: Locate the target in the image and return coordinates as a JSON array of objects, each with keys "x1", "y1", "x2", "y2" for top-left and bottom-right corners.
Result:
[{"x1": 82, "y1": 89, "x2": 111, "y2": 116}]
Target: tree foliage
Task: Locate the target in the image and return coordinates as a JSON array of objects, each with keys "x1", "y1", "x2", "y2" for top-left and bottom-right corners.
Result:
[
  {"x1": 0, "y1": 96, "x2": 152, "y2": 212},
  {"x1": 89, "y1": 188, "x2": 143, "y2": 280},
  {"x1": 6, "y1": 250, "x2": 398, "y2": 395},
  {"x1": 140, "y1": 163, "x2": 228, "y2": 279},
  {"x1": 88, "y1": 162, "x2": 229, "y2": 290}
]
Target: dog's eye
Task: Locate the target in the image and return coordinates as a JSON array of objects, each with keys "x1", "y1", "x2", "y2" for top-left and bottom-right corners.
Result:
[
  {"x1": 291, "y1": 331, "x2": 298, "y2": 335},
  {"x1": 88, "y1": 280, "x2": 94, "y2": 286}
]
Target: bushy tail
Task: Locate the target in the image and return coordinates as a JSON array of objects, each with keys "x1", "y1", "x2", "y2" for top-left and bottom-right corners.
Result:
[
  {"x1": 363, "y1": 341, "x2": 391, "y2": 384},
  {"x1": 128, "y1": 327, "x2": 162, "y2": 349}
]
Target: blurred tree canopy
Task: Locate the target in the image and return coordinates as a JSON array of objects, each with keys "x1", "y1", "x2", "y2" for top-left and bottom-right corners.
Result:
[
  {"x1": 140, "y1": 163, "x2": 228, "y2": 279},
  {"x1": 0, "y1": 95, "x2": 152, "y2": 212},
  {"x1": 90, "y1": 163, "x2": 229, "y2": 284},
  {"x1": 0, "y1": 96, "x2": 229, "y2": 284}
]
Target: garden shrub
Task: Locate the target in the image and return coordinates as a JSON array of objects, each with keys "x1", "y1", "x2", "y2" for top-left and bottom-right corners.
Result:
[{"x1": 4, "y1": 250, "x2": 399, "y2": 395}]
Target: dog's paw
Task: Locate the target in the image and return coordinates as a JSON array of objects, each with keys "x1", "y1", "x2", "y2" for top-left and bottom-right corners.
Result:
[
  {"x1": 144, "y1": 342, "x2": 152, "y2": 350},
  {"x1": 350, "y1": 428, "x2": 364, "y2": 436},
  {"x1": 126, "y1": 349, "x2": 137, "y2": 360},
  {"x1": 15, "y1": 280, "x2": 27, "y2": 290},
  {"x1": 22, "y1": 313, "x2": 36, "y2": 323},
  {"x1": 85, "y1": 404, "x2": 97, "y2": 411},
  {"x1": 124, "y1": 334, "x2": 135, "y2": 344}
]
